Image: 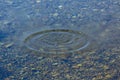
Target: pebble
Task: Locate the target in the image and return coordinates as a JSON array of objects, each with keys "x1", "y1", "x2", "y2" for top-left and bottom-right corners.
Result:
[
  {"x1": 51, "y1": 71, "x2": 59, "y2": 77},
  {"x1": 5, "y1": 0, "x2": 13, "y2": 4},
  {"x1": 37, "y1": 57, "x2": 43, "y2": 60},
  {"x1": 103, "y1": 65, "x2": 109, "y2": 70},
  {"x1": 4, "y1": 78, "x2": 10, "y2": 80},
  {"x1": 52, "y1": 62, "x2": 58, "y2": 66},
  {"x1": 4, "y1": 42, "x2": 14, "y2": 48},
  {"x1": 72, "y1": 64, "x2": 82, "y2": 69},
  {"x1": 36, "y1": 0, "x2": 41, "y2": 3},
  {"x1": 65, "y1": 74, "x2": 71, "y2": 79},
  {"x1": 58, "y1": 5, "x2": 63, "y2": 9},
  {"x1": 105, "y1": 74, "x2": 112, "y2": 79},
  {"x1": 53, "y1": 13, "x2": 59, "y2": 17}
]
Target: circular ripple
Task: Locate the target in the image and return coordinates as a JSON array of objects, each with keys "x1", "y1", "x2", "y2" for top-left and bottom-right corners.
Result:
[{"x1": 24, "y1": 29, "x2": 90, "y2": 54}]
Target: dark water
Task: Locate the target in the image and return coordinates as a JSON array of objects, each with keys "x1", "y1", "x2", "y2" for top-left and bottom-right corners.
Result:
[
  {"x1": 0, "y1": 31, "x2": 8, "y2": 39},
  {"x1": 0, "y1": 67, "x2": 12, "y2": 79},
  {"x1": 0, "y1": 0, "x2": 120, "y2": 80}
]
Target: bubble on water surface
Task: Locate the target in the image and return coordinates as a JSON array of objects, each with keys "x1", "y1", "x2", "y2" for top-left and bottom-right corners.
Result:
[{"x1": 24, "y1": 29, "x2": 91, "y2": 54}]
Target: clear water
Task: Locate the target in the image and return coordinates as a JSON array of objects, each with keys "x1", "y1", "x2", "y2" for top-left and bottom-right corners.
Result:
[
  {"x1": 24, "y1": 29, "x2": 90, "y2": 54},
  {"x1": 0, "y1": 0, "x2": 120, "y2": 80}
]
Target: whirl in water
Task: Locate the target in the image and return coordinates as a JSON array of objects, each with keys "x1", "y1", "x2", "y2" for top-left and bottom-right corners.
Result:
[{"x1": 24, "y1": 29, "x2": 90, "y2": 54}]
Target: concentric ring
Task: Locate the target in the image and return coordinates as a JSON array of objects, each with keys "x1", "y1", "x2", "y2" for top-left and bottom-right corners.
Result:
[{"x1": 24, "y1": 29, "x2": 90, "y2": 54}]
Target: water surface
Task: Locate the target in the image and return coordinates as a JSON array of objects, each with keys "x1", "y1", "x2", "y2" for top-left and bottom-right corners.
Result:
[{"x1": 0, "y1": 0, "x2": 120, "y2": 80}]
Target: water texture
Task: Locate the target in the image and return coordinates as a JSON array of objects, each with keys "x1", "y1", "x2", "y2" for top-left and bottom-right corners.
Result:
[
  {"x1": 0, "y1": 0, "x2": 120, "y2": 80},
  {"x1": 24, "y1": 29, "x2": 90, "y2": 54}
]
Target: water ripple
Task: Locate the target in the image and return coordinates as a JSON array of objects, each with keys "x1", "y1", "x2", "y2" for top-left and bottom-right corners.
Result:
[{"x1": 24, "y1": 29, "x2": 91, "y2": 54}]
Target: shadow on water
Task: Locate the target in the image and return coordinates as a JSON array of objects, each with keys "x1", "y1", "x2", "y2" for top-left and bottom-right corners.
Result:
[
  {"x1": 0, "y1": 67, "x2": 12, "y2": 79},
  {"x1": 0, "y1": 30, "x2": 15, "y2": 42},
  {"x1": 0, "y1": 31, "x2": 9, "y2": 40}
]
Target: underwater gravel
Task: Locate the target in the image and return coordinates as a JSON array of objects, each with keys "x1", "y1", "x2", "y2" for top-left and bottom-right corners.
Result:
[{"x1": 0, "y1": 0, "x2": 120, "y2": 80}]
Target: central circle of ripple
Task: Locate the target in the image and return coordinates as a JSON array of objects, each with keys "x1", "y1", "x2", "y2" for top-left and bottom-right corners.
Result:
[{"x1": 24, "y1": 29, "x2": 90, "y2": 54}]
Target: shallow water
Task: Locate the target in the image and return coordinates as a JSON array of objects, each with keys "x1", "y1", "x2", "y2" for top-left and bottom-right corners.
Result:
[
  {"x1": 0, "y1": 0, "x2": 120, "y2": 80},
  {"x1": 24, "y1": 29, "x2": 90, "y2": 54}
]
